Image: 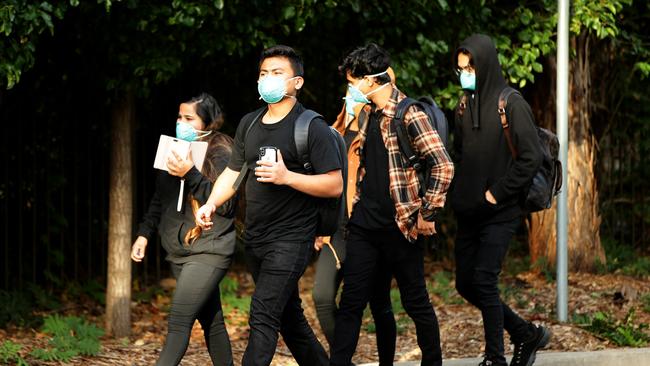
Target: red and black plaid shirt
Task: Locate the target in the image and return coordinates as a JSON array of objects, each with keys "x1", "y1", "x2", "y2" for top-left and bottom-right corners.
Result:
[{"x1": 353, "y1": 86, "x2": 454, "y2": 242}]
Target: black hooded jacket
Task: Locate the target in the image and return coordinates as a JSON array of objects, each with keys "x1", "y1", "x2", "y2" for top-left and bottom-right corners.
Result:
[
  {"x1": 136, "y1": 140, "x2": 236, "y2": 269},
  {"x1": 450, "y1": 34, "x2": 542, "y2": 223}
]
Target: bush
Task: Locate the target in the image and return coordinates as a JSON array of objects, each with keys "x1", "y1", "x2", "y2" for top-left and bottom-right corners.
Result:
[
  {"x1": 598, "y1": 238, "x2": 650, "y2": 277},
  {"x1": 0, "y1": 340, "x2": 29, "y2": 366},
  {"x1": 573, "y1": 308, "x2": 650, "y2": 347},
  {"x1": 0, "y1": 290, "x2": 34, "y2": 328}
]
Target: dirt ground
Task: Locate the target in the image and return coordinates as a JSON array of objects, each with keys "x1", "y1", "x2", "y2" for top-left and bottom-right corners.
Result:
[{"x1": 2, "y1": 259, "x2": 649, "y2": 365}]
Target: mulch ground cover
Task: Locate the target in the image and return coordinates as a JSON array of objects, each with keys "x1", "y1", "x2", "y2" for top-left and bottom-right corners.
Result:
[{"x1": 2, "y1": 258, "x2": 649, "y2": 365}]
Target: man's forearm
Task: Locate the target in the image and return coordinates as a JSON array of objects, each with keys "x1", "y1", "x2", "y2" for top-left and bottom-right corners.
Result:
[
  {"x1": 285, "y1": 169, "x2": 343, "y2": 198},
  {"x1": 206, "y1": 167, "x2": 239, "y2": 208}
]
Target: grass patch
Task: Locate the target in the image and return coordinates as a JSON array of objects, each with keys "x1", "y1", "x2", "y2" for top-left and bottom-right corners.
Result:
[
  {"x1": 500, "y1": 283, "x2": 528, "y2": 309},
  {"x1": 642, "y1": 293, "x2": 650, "y2": 314},
  {"x1": 429, "y1": 271, "x2": 464, "y2": 305},
  {"x1": 365, "y1": 288, "x2": 410, "y2": 335},
  {"x1": 220, "y1": 275, "x2": 251, "y2": 324}
]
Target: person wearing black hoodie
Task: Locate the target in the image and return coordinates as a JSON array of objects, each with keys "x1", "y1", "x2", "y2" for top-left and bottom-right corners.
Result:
[
  {"x1": 132, "y1": 93, "x2": 236, "y2": 366},
  {"x1": 450, "y1": 34, "x2": 550, "y2": 366}
]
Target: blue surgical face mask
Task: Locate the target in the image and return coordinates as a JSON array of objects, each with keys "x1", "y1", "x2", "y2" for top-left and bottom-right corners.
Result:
[
  {"x1": 257, "y1": 75, "x2": 298, "y2": 104},
  {"x1": 460, "y1": 70, "x2": 476, "y2": 91},
  {"x1": 347, "y1": 69, "x2": 391, "y2": 104},
  {"x1": 176, "y1": 122, "x2": 211, "y2": 142},
  {"x1": 348, "y1": 81, "x2": 370, "y2": 104},
  {"x1": 344, "y1": 96, "x2": 360, "y2": 116}
]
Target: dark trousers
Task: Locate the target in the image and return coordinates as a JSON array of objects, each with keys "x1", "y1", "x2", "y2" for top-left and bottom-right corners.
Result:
[
  {"x1": 157, "y1": 261, "x2": 233, "y2": 366},
  {"x1": 330, "y1": 225, "x2": 442, "y2": 366},
  {"x1": 454, "y1": 218, "x2": 534, "y2": 363},
  {"x1": 242, "y1": 240, "x2": 329, "y2": 366},
  {"x1": 312, "y1": 227, "x2": 396, "y2": 365}
]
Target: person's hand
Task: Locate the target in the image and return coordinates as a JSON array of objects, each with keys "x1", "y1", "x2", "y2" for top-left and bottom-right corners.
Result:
[
  {"x1": 167, "y1": 149, "x2": 194, "y2": 177},
  {"x1": 255, "y1": 150, "x2": 291, "y2": 185},
  {"x1": 314, "y1": 237, "x2": 325, "y2": 251},
  {"x1": 417, "y1": 213, "x2": 436, "y2": 236},
  {"x1": 131, "y1": 236, "x2": 148, "y2": 262},
  {"x1": 196, "y1": 202, "x2": 216, "y2": 229},
  {"x1": 485, "y1": 190, "x2": 497, "y2": 205}
]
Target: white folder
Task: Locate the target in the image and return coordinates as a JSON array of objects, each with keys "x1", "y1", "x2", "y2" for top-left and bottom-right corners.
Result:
[{"x1": 153, "y1": 135, "x2": 209, "y2": 172}]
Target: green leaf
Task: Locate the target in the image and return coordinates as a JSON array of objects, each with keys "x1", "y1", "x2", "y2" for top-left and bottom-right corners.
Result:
[{"x1": 283, "y1": 6, "x2": 296, "y2": 20}]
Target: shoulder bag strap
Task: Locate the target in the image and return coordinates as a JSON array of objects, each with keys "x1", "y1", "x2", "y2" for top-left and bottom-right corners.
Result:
[
  {"x1": 498, "y1": 87, "x2": 520, "y2": 160},
  {"x1": 294, "y1": 109, "x2": 323, "y2": 173},
  {"x1": 232, "y1": 108, "x2": 266, "y2": 190}
]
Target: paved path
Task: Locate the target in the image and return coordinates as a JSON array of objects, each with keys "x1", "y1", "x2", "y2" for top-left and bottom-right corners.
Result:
[{"x1": 359, "y1": 347, "x2": 650, "y2": 366}]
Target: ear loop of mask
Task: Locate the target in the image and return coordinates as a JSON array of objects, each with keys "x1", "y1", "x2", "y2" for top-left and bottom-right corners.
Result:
[{"x1": 196, "y1": 130, "x2": 212, "y2": 139}]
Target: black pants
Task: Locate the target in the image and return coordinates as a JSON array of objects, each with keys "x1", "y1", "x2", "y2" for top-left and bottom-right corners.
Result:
[
  {"x1": 330, "y1": 225, "x2": 442, "y2": 366},
  {"x1": 242, "y1": 240, "x2": 329, "y2": 366},
  {"x1": 454, "y1": 218, "x2": 534, "y2": 363},
  {"x1": 312, "y1": 227, "x2": 396, "y2": 365},
  {"x1": 156, "y1": 261, "x2": 233, "y2": 366}
]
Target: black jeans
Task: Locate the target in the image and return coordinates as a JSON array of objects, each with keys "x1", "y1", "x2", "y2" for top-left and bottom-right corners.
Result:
[
  {"x1": 312, "y1": 227, "x2": 396, "y2": 365},
  {"x1": 242, "y1": 240, "x2": 328, "y2": 366},
  {"x1": 157, "y1": 261, "x2": 233, "y2": 366},
  {"x1": 330, "y1": 225, "x2": 442, "y2": 366},
  {"x1": 454, "y1": 218, "x2": 534, "y2": 364}
]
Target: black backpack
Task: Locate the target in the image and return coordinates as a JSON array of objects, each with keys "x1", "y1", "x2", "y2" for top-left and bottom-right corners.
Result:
[
  {"x1": 389, "y1": 96, "x2": 450, "y2": 197},
  {"x1": 497, "y1": 87, "x2": 562, "y2": 212},
  {"x1": 232, "y1": 108, "x2": 347, "y2": 237}
]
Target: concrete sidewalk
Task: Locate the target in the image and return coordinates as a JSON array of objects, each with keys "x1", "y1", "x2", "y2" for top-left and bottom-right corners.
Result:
[{"x1": 359, "y1": 347, "x2": 650, "y2": 366}]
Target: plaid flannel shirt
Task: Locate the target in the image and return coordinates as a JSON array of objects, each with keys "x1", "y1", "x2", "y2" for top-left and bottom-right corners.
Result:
[{"x1": 353, "y1": 86, "x2": 454, "y2": 242}]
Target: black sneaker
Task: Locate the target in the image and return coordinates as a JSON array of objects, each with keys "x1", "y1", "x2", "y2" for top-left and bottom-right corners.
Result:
[
  {"x1": 510, "y1": 324, "x2": 551, "y2": 366},
  {"x1": 479, "y1": 356, "x2": 507, "y2": 366}
]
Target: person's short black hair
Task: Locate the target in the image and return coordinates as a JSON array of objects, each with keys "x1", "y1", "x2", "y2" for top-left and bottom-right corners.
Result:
[
  {"x1": 259, "y1": 45, "x2": 304, "y2": 77},
  {"x1": 339, "y1": 43, "x2": 391, "y2": 84}
]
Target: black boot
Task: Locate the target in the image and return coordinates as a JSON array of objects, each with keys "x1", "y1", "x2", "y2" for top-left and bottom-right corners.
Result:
[{"x1": 510, "y1": 324, "x2": 551, "y2": 366}]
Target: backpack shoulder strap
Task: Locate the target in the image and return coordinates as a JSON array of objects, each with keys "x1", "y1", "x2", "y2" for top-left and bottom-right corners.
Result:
[
  {"x1": 294, "y1": 109, "x2": 323, "y2": 173},
  {"x1": 231, "y1": 108, "x2": 266, "y2": 190},
  {"x1": 391, "y1": 97, "x2": 422, "y2": 170},
  {"x1": 498, "y1": 87, "x2": 521, "y2": 159}
]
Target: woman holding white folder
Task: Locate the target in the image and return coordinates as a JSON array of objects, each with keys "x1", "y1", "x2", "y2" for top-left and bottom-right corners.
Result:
[{"x1": 131, "y1": 93, "x2": 236, "y2": 366}]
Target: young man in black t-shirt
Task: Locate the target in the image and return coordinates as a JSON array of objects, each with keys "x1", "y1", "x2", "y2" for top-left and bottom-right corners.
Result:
[{"x1": 196, "y1": 45, "x2": 342, "y2": 366}]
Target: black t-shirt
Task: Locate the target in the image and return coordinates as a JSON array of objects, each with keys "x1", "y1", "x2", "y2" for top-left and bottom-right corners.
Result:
[
  {"x1": 349, "y1": 109, "x2": 398, "y2": 230},
  {"x1": 228, "y1": 102, "x2": 342, "y2": 243}
]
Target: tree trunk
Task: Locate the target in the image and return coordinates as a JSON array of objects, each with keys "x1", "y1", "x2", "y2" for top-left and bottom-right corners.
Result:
[
  {"x1": 528, "y1": 34, "x2": 606, "y2": 272},
  {"x1": 106, "y1": 91, "x2": 134, "y2": 337}
]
